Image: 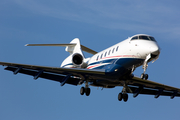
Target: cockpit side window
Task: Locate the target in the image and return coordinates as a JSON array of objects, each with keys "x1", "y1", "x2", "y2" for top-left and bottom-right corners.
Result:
[
  {"x1": 149, "y1": 36, "x2": 156, "y2": 42},
  {"x1": 131, "y1": 36, "x2": 138, "y2": 40}
]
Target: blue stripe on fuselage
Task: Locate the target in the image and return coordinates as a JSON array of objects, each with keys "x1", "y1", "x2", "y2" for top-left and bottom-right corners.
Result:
[
  {"x1": 88, "y1": 58, "x2": 144, "y2": 70},
  {"x1": 114, "y1": 58, "x2": 144, "y2": 68},
  {"x1": 88, "y1": 57, "x2": 144, "y2": 77}
]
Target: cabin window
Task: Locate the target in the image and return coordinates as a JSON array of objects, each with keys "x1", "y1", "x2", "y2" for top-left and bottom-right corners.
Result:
[
  {"x1": 108, "y1": 50, "x2": 111, "y2": 55},
  {"x1": 112, "y1": 48, "x2": 115, "y2": 53},
  {"x1": 116, "y1": 46, "x2": 119, "y2": 51},
  {"x1": 104, "y1": 52, "x2": 107, "y2": 57},
  {"x1": 96, "y1": 55, "x2": 99, "y2": 60},
  {"x1": 100, "y1": 54, "x2": 103, "y2": 59}
]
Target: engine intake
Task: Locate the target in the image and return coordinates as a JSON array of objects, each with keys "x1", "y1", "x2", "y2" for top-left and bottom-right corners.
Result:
[{"x1": 72, "y1": 53, "x2": 83, "y2": 65}]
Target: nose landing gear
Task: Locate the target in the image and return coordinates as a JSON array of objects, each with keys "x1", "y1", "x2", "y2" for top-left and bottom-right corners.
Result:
[
  {"x1": 141, "y1": 54, "x2": 151, "y2": 80},
  {"x1": 141, "y1": 73, "x2": 149, "y2": 80}
]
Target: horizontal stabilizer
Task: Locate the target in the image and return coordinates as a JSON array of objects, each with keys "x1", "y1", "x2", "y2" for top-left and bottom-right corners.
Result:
[{"x1": 25, "y1": 44, "x2": 97, "y2": 55}]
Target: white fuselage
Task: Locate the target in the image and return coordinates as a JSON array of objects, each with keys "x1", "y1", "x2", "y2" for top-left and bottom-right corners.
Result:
[
  {"x1": 60, "y1": 34, "x2": 160, "y2": 75},
  {"x1": 87, "y1": 34, "x2": 160, "y2": 70}
]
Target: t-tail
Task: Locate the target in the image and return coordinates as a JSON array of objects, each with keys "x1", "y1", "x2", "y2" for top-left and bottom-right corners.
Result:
[
  {"x1": 25, "y1": 38, "x2": 97, "y2": 68},
  {"x1": 61, "y1": 38, "x2": 88, "y2": 68}
]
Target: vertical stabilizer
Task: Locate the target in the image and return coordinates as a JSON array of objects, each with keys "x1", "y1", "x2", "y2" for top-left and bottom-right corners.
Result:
[
  {"x1": 61, "y1": 38, "x2": 87, "y2": 68},
  {"x1": 65, "y1": 38, "x2": 83, "y2": 55}
]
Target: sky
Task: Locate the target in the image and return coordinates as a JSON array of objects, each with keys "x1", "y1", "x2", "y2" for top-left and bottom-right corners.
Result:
[{"x1": 0, "y1": 0, "x2": 180, "y2": 120}]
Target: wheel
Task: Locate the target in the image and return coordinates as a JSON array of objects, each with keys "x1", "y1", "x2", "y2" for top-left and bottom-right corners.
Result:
[
  {"x1": 141, "y1": 73, "x2": 144, "y2": 79},
  {"x1": 80, "y1": 87, "x2": 85, "y2": 95},
  {"x1": 123, "y1": 93, "x2": 128, "y2": 102},
  {"x1": 118, "y1": 93, "x2": 123, "y2": 101},
  {"x1": 85, "y1": 88, "x2": 91, "y2": 96},
  {"x1": 127, "y1": 74, "x2": 134, "y2": 79},
  {"x1": 130, "y1": 74, "x2": 134, "y2": 79},
  {"x1": 144, "y1": 74, "x2": 148, "y2": 80}
]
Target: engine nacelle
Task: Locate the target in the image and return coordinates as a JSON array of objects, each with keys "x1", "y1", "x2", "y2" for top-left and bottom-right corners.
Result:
[
  {"x1": 61, "y1": 53, "x2": 88, "y2": 68},
  {"x1": 72, "y1": 53, "x2": 83, "y2": 66},
  {"x1": 72, "y1": 53, "x2": 87, "y2": 68},
  {"x1": 60, "y1": 38, "x2": 90, "y2": 68}
]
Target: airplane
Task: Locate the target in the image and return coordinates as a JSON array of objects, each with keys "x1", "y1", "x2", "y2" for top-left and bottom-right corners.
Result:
[{"x1": 0, "y1": 34, "x2": 180, "y2": 102}]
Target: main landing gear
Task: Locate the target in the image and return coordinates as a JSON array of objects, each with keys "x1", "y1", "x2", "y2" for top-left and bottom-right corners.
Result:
[
  {"x1": 118, "y1": 85, "x2": 129, "y2": 102},
  {"x1": 80, "y1": 87, "x2": 91, "y2": 96},
  {"x1": 118, "y1": 92, "x2": 128, "y2": 102},
  {"x1": 80, "y1": 81, "x2": 91, "y2": 96}
]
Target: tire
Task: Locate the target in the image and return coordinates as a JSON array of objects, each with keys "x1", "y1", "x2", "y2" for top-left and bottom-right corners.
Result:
[
  {"x1": 141, "y1": 73, "x2": 144, "y2": 79},
  {"x1": 144, "y1": 74, "x2": 148, "y2": 80},
  {"x1": 80, "y1": 87, "x2": 85, "y2": 95},
  {"x1": 118, "y1": 93, "x2": 123, "y2": 101},
  {"x1": 85, "y1": 88, "x2": 91, "y2": 96},
  {"x1": 123, "y1": 93, "x2": 128, "y2": 102}
]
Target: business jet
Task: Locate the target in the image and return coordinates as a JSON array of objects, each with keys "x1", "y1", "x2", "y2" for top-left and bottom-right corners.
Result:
[{"x1": 1, "y1": 34, "x2": 180, "y2": 102}]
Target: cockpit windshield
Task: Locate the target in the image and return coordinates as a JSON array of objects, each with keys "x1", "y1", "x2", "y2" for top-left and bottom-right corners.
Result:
[{"x1": 131, "y1": 35, "x2": 156, "y2": 42}]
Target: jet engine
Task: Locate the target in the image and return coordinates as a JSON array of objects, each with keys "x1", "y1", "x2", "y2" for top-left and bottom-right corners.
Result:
[
  {"x1": 60, "y1": 38, "x2": 90, "y2": 68},
  {"x1": 61, "y1": 53, "x2": 88, "y2": 68},
  {"x1": 72, "y1": 53, "x2": 87, "y2": 68}
]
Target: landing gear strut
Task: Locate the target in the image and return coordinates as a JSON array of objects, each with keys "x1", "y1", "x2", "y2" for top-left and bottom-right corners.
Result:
[{"x1": 141, "y1": 54, "x2": 151, "y2": 80}]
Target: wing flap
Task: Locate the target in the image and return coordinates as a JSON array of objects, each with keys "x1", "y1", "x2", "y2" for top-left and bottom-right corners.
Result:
[
  {"x1": 128, "y1": 86, "x2": 180, "y2": 97},
  {"x1": 5, "y1": 66, "x2": 80, "y2": 85},
  {"x1": 0, "y1": 61, "x2": 105, "y2": 85},
  {"x1": 0, "y1": 62, "x2": 105, "y2": 75},
  {"x1": 124, "y1": 76, "x2": 180, "y2": 98},
  {"x1": 130, "y1": 76, "x2": 180, "y2": 92}
]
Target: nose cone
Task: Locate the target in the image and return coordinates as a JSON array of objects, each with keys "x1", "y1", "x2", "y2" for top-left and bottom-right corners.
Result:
[{"x1": 150, "y1": 45, "x2": 160, "y2": 57}]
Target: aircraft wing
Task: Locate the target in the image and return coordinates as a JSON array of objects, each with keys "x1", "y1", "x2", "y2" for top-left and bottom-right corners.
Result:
[
  {"x1": 1, "y1": 61, "x2": 180, "y2": 98},
  {"x1": 126, "y1": 76, "x2": 180, "y2": 98},
  {"x1": 0, "y1": 62, "x2": 105, "y2": 86}
]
